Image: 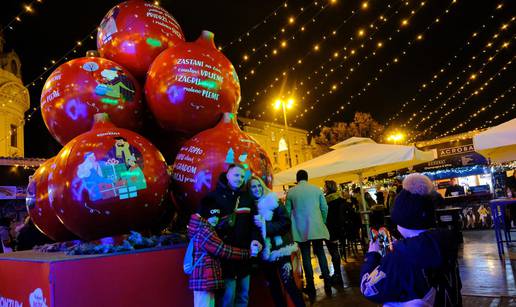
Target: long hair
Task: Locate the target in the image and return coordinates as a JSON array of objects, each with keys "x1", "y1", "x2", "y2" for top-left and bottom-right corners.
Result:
[{"x1": 247, "y1": 175, "x2": 271, "y2": 199}]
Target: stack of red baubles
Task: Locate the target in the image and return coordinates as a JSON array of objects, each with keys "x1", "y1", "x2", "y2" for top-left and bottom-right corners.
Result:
[{"x1": 27, "y1": 0, "x2": 273, "y2": 241}]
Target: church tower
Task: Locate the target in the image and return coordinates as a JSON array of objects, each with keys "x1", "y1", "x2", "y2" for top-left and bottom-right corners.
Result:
[{"x1": 0, "y1": 32, "x2": 29, "y2": 157}]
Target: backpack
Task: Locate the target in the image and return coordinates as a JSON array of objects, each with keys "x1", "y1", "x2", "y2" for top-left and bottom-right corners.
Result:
[{"x1": 183, "y1": 233, "x2": 207, "y2": 275}]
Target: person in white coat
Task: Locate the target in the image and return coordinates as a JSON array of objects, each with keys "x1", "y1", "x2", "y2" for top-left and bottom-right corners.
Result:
[{"x1": 285, "y1": 170, "x2": 331, "y2": 300}]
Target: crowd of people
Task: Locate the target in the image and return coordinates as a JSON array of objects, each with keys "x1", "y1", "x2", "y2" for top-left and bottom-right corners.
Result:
[{"x1": 186, "y1": 164, "x2": 462, "y2": 307}]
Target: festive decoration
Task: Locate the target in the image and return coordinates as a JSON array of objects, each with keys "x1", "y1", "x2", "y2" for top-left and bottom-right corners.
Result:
[
  {"x1": 40, "y1": 57, "x2": 144, "y2": 145},
  {"x1": 26, "y1": 157, "x2": 77, "y2": 242},
  {"x1": 47, "y1": 113, "x2": 170, "y2": 241},
  {"x1": 97, "y1": 0, "x2": 185, "y2": 78},
  {"x1": 145, "y1": 31, "x2": 241, "y2": 136},
  {"x1": 389, "y1": 17, "x2": 513, "y2": 127},
  {"x1": 171, "y1": 113, "x2": 273, "y2": 212}
]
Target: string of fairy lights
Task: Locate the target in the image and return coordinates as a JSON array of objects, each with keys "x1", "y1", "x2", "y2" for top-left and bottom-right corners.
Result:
[
  {"x1": 408, "y1": 55, "x2": 515, "y2": 141},
  {"x1": 235, "y1": 0, "x2": 327, "y2": 70},
  {"x1": 220, "y1": 1, "x2": 289, "y2": 50},
  {"x1": 0, "y1": 0, "x2": 44, "y2": 34},
  {"x1": 402, "y1": 26, "x2": 514, "y2": 129},
  {"x1": 437, "y1": 81, "x2": 515, "y2": 137},
  {"x1": 387, "y1": 15, "x2": 514, "y2": 126},
  {"x1": 411, "y1": 37, "x2": 513, "y2": 131},
  {"x1": 478, "y1": 101, "x2": 515, "y2": 130},
  {"x1": 239, "y1": 0, "x2": 406, "y2": 115},
  {"x1": 291, "y1": 0, "x2": 462, "y2": 126},
  {"x1": 306, "y1": 0, "x2": 462, "y2": 134}
]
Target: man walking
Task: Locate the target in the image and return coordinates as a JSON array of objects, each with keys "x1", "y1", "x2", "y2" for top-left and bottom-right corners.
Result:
[{"x1": 285, "y1": 170, "x2": 332, "y2": 301}]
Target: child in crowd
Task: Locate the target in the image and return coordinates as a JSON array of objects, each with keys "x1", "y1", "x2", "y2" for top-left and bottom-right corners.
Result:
[{"x1": 187, "y1": 205, "x2": 256, "y2": 307}]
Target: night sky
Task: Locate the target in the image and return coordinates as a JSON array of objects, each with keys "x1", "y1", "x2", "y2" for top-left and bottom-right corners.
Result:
[{"x1": 1, "y1": 0, "x2": 514, "y2": 158}]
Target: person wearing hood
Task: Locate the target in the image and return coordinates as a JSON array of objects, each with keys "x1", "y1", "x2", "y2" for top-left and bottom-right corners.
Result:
[
  {"x1": 248, "y1": 176, "x2": 305, "y2": 307},
  {"x1": 360, "y1": 173, "x2": 462, "y2": 307},
  {"x1": 187, "y1": 210, "x2": 252, "y2": 307},
  {"x1": 200, "y1": 164, "x2": 263, "y2": 307}
]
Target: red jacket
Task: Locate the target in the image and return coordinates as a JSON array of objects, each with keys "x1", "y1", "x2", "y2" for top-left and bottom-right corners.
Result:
[{"x1": 187, "y1": 214, "x2": 250, "y2": 291}]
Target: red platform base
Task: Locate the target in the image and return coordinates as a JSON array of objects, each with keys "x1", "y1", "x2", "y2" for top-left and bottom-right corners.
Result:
[{"x1": 0, "y1": 246, "x2": 277, "y2": 307}]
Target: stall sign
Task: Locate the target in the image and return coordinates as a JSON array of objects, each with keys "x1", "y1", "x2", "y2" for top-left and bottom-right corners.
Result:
[{"x1": 437, "y1": 144, "x2": 475, "y2": 158}]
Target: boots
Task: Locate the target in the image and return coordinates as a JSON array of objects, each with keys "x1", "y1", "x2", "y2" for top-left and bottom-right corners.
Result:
[
  {"x1": 302, "y1": 280, "x2": 316, "y2": 302},
  {"x1": 330, "y1": 273, "x2": 344, "y2": 287},
  {"x1": 323, "y1": 277, "x2": 332, "y2": 296}
]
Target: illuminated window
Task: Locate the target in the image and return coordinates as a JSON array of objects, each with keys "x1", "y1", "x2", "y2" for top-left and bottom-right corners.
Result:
[
  {"x1": 10, "y1": 125, "x2": 17, "y2": 147},
  {"x1": 278, "y1": 137, "x2": 288, "y2": 152},
  {"x1": 271, "y1": 131, "x2": 276, "y2": 141}
]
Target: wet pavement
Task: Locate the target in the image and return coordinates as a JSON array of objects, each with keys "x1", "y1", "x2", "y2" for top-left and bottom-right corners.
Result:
[{"x1": 303, "y1": 230, "x2": 516, "y2": 306}]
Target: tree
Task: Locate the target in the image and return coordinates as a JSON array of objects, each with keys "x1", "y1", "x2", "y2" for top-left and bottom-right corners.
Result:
[{"x1": 313, "y1": 112, "x2": 386, "y2": 149}]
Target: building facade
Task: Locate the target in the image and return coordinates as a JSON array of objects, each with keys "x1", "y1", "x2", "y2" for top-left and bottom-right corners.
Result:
[
  {"x1": 0, "y1": 33, "x2": 29, "y2": 157},
  {"x1": 239, "y1": 117, "x2": 314, "y2": 173}
]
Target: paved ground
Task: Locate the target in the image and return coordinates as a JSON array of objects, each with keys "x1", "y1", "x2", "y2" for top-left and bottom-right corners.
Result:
[{"x1": 302, "y1": 230, "x2": 516, "y2": 306}]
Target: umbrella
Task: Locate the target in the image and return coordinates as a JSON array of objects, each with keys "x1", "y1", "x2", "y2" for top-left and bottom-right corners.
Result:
[
  {"x1": 473, "y1": 118, "x2": 516, "y2": 164},
  {"x1": 274, "y1": 137, "x2": 435, "y2": 232}
]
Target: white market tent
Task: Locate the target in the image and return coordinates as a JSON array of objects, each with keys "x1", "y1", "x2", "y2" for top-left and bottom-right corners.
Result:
[
  {"x1": 473, "y1": 118, "x2": 516, "y2": 164},
  {"x1": 274, "y1": 137, "x2": 435, "y2": 187}
]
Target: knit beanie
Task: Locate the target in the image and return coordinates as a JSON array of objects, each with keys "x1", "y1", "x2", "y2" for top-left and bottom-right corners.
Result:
[{"x1": 391, "y1": 173, "x2": 436, "y2": 230}]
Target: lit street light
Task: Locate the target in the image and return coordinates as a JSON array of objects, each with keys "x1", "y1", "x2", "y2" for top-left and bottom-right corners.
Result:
[
  {"x1": 386, "y1": 132, "x2": 405, "y2": 144},
  {"x1": 274, "y1": 98, "x2": 295, "y2": 168}
]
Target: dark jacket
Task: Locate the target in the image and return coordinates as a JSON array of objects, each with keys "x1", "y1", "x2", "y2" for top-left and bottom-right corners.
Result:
[
  {"x1": 360, "y1": 229, "x2": 462, "y2": 307},
  {"x1": 187, "y1": 214, "x2": 250, "y2": 291},
  {"x1": 325, "y1": 192, "x2": 345, "y2": 241},
  {"x1": 200, "y1": 174, "x2": 262, "y2": 278},
  {"x1": 255, "y1": 193, "x2": 297, "y2": 262}
]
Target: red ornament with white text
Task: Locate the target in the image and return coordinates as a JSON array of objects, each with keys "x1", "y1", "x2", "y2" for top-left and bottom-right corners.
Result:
[
  {"x1": 145, "y1": 31, "x2": 241, "y2": 136},
  {"x1": 47, "y1": 113, "x2": 170, "y2": 241},
  {"x1": 171, "y1": 113, "x2": 273, "y2": 212},
  {"x1": 97, "y1": 0, "x2": 185, "y2": 78},
  {"x1": 26, "y1": 158, "x2": 77, "y2": 242},
  {"x1": 41, "y1": 57, "x2": 143, "y2": 145}
]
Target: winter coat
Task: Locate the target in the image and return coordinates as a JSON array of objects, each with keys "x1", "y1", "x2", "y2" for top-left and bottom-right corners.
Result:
[
  {"x1": 200, "y1": 173, "x2": 262, "y2": 278},
  {"x1": 255, "y1": 192, "x2": 298, "y2": 262},
  {"x1": 325, "y1": 192, "x2": 345, "y2": 241},
  {"x1": 187, "y1": 214, "x2": 250, "y2": 291},
  {"x1": 360, "y1": 229, "x2": 462, "y2": 307},
  {"x1": 285, "y1": 180, "x2": 329, "y2": 242}
]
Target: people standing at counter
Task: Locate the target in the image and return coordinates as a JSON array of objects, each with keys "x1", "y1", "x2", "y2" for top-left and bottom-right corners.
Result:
[{"x1": 445, "y1": 178, "x2": 465, "y2": 197}]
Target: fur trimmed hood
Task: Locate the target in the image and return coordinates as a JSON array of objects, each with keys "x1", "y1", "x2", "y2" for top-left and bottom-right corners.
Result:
[{"x1": 257, "y1": 192, "x2": 279, "y2": 221}]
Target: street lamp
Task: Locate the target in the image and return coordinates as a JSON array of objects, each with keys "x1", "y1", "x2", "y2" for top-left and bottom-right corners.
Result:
[
  {"x1": 274, "y1": 98, "x2": 294, "y2": 168},
  {"x1": 386, "y1": 131, "x2": 405, "y2": 144}
]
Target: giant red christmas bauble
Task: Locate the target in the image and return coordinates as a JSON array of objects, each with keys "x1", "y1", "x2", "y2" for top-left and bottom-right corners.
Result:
[
  {"x1": 47, "y1": 113, "x2": 170, "y2": 241},
  {"x1": 26, "y1": 158, "x2": 77, "y2": 242},
  {"x1": 171, "y1": 113, "x2": 273, "y2": 212},
  {"x1": 41, "y1": 57, "x2": 144, "y2": 145},
  {"x1": 145, "y1": 31, "x2": 241, "y2": 136},
  {"x1": 97, "y1": 0, "x2": 184, "y2": 78}
]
